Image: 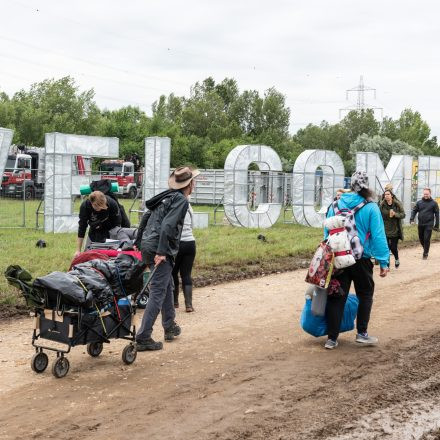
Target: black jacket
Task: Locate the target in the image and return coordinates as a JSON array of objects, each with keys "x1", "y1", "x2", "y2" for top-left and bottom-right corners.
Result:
[
  {"x1": 410, "y1": 197, "x2": 439, "y2": 228},
  {"x1": 135, "y1": 190, "x2": 189, "y2": 259},
  {"x1": 78, "y1": 196, "x2": 122, "y2": 242}
]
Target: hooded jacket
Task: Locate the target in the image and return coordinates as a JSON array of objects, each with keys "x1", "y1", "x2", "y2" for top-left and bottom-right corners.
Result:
[
  {"x1": 325, "y1": 192, "x2": 389, "y2": 269},
  {"x1": 135, "y1": 189, "x2": 189, "y2": 259}
]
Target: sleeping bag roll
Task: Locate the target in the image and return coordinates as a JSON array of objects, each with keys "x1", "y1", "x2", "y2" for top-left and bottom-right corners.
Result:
[{"x1": 80, "y1": 182, "x2": 119, "y2": 195}]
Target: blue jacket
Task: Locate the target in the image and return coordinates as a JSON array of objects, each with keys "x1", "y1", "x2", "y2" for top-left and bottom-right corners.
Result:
[{"x1": 325, "y1": 192, "x2": 389, "y2": 268}]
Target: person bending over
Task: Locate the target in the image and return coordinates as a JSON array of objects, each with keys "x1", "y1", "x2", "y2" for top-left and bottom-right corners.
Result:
[{"x1": 75, "y1": 190, "x2": 121, "y2": 257}]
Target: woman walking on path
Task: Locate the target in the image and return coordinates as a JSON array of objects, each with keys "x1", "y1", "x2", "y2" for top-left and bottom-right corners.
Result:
[
  {"x1": 324, "y1": 171, "x2": 389, "y2": 350},
  {"x1": 379, "y1": 190, "x2": 405, "y2": 269},
  {"x1": 172, "y1": 203, "x2": 196, "y2": 312}
]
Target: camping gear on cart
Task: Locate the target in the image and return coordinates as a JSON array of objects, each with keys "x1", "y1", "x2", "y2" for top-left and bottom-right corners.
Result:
[
  {"x1": 300, "y1": 293, "x2": 359, "y2": 337},
  {"x1": 4, "y1": 255, "x2": 150, "y2": 379},
  {"x1": 70, "y1": 249, "x2": 149, "y2": 309}
]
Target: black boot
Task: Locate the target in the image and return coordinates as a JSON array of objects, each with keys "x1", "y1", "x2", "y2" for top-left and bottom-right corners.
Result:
[
  {"x1": 174, "y1": 284, "x2": 179, "y2": 308},
  {"x1": 183, "y1": 285, "x2": 194, "y2": 312}
]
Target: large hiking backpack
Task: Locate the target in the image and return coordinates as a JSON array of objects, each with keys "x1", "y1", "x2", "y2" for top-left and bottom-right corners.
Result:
[
  {"x1": 329, "y1": 199, "x2": 370, "y2": 261},
  {"x1": 90, "y1": 180, "x2": 130, "y2": 228}
]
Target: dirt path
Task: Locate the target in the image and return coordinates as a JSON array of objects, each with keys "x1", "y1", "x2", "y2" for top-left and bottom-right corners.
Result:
[{"x1": 1, "y1": 243, "x2": 440, "y2": 440}]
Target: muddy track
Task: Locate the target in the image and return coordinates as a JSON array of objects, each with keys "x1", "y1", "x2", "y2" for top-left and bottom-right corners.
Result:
[{"x1": 1, "y1": 243, "x2": 440, "y2": 440}]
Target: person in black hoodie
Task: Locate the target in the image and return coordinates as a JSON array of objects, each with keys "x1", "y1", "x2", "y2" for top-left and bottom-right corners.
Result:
[
  {"x1": 135, "y1": 166, "x2": 199, "y2": 351},
  {"x1": 410, "y1": 187, "x2": 439, "y2": 259},
  {"x1": 75, "y1": 191, "x2": 121, "y2": 257}
]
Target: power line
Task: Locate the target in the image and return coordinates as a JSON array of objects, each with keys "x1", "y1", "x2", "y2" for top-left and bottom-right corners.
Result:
[
  {"x1": 339, "y1": 75, "x2": 383, "y2": 118},
  {"x1": 0, "y1": 34, "x2": 188, "y2": 88}
]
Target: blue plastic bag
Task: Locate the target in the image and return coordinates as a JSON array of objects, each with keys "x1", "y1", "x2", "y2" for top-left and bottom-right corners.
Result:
[{"x1": 300, "y1": 293, "x2": 359, "y2": 337}]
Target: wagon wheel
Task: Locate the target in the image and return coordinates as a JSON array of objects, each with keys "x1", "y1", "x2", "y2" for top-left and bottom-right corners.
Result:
[
  {"x1": 31, "y1": 352, "x2": 49, "y2": 373},
  {"x1": 52, "y1": 356, "x2": 70, "y2": 378},
  {"x1": 122, "y1": 344, "x2": 137, "y2": 365},
  {"x1": 136, "y1": 293, "x2": 149, "y2": 309},
  {"x1": 87, "y1": 342, "x2": 103, "y2": 357}
]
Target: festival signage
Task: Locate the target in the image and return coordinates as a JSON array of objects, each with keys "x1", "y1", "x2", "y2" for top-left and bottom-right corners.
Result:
[
  {"x1": 2, "y1": 128, "x2": 440, "y2": 231},
  {"x1": 223, "y1": 145, "x2": 283, "y2": 228},
  {"x1": 356, "y1": 153, "x2": 413, "y2": 224},
  {"x1": 292, "y1": 150, "x2": 345, "y2": 227},
  {"x1": 0, "y1": 127, "x2": 14, "y2": 179},
  {"x1": 44, "y1": 133, "x2": 119, "y2": 233}
]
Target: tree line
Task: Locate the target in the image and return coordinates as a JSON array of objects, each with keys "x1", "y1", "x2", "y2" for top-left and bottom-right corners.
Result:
[{"x1": 0, "y1": 76, "x2": 438, "y2": 172}]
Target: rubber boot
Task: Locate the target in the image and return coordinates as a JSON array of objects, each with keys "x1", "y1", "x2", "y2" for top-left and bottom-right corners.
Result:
[
  {"x1": 183, "y1": 285, "x2": 194, "y2": 312},
  {"x1": 174, "y1": 284, "x2": 179, "y2": 308}
]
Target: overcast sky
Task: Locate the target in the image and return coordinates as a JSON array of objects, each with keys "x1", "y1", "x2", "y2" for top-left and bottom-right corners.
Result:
[{"x1": 1, "y1": 0, "x2": 439, "y2": 137}]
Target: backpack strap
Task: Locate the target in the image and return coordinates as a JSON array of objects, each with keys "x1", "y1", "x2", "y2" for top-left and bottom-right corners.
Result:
[
  {"x1": 352, "y1": 200, "x2": 371, "y2": 214},
  {"x1": 332, "y1": 199, "x2": 341, "y2": 215}
]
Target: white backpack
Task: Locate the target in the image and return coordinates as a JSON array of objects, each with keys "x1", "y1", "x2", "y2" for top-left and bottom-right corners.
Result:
[{"x1": 323, "y1": 200, "x2": 370, "y2": 269}]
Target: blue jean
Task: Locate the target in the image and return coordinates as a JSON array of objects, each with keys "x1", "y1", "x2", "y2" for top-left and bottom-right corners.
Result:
[{"x1": 136, "y1": 257, "x2": 176, "y2": 341}]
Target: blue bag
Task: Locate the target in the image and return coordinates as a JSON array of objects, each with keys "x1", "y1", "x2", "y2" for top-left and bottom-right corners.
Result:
[{"x1": 300, "y1": 293, "x2": 359, "y2": 337}]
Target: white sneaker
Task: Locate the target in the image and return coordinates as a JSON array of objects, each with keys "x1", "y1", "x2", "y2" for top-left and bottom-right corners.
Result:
[
  {"x1": 355, "y1": 333, "x2": 378, "y2": 345},
  {"x1": 324, "y1": 339, "x2": 338, "y2": 350}
]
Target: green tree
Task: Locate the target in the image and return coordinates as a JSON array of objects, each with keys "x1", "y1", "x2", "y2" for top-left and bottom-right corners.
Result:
[
  {"x1": 101, "y1": 106, "x2": 150, "y2": 158},
  {"x1": 8, "y1": 76, "x2": 103, "y2": 146},
  {"x1": 348, "y1": 134, "x2": 422, "y2": 173}
]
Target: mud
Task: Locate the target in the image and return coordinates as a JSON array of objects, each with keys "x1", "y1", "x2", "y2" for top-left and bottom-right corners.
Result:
[{"x1": 1, "y1": 243, "x2": 440, "y2": 439}]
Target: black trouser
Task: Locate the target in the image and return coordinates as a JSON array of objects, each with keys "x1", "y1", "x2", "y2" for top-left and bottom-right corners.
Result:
[
  {"x1": 172, "y1": 240, "x2": 196, "y2": 292},
  {"x1": 418, "y1": 225, "x2": 433, "y2": 256},
  {"x1": 387, "y1": 237, "x2": 399, "y2": 262},
  {"x1": 326, "y1": 258, "x2": 375, "y2": 341}
]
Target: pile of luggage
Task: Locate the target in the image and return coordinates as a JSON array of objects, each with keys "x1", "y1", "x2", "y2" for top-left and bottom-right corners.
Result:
[{"x1": 5, "y1": 254, "x2": 146, "y2": 310}]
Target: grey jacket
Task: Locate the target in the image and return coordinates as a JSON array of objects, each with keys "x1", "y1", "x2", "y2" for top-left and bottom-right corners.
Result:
[{"x1": 135, "y1": 190, "x2": 189, "y2": 259}]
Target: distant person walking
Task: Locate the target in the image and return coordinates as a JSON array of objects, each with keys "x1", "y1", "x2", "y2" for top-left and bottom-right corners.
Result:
[
  {"x1": 410, "y1": 188, "x2": 439, "y2": 259},
  {"x1": 379, "y1": 190, "x2": 405, "y2": 268},
  {"x1": 172, "y1": 203, "x2": 196, "y2": 312}
]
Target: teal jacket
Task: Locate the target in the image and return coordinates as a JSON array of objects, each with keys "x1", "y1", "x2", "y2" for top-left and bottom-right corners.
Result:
[{"x1": 325, "y1": 192, "x2": 389, "y2": 269}]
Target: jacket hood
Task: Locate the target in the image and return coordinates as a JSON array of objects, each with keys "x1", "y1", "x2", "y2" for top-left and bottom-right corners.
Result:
[
  {"x1": 337, "y1": 192, "x2": 367, "y2": 210},
  {"x1": 145, "y1": 189, "x2": 179, "y2": 210}
]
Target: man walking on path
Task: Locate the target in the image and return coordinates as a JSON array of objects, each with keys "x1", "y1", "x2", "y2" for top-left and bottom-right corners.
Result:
[
  {"x1": 134, "y1": 166, "x2": 199, "y2": 351},
  {"x1": 410, "y1": 188, "x2": 439, "y2": 259}
]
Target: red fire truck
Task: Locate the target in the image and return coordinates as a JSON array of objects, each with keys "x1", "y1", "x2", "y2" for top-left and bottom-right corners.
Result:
[
  {"x1": 1, "y1": 146, "x2": 89, "y2": 199},
  {"x1": 99, "y1": 160, "x2": 140, "y2": 198}
]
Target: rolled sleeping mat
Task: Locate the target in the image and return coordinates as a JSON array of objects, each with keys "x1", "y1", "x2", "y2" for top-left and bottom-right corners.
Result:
[{"x1": 80, "y1": 182, "x2": 119, "y2": 195}]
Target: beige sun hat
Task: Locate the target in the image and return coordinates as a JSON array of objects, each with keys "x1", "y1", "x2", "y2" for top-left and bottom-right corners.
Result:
[{"x1": 168, "y1": 166, "x2": 200, "y2": 190}]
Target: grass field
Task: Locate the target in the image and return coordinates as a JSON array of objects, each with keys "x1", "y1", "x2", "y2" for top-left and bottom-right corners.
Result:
[{"x1": 0, "y1": 197, "x2": 436, "y2": 306}]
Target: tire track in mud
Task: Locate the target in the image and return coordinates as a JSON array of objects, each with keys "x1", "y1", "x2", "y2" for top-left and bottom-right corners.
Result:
[{"x1": 215, "y1": 331, "x2": 440, "y2": 440}]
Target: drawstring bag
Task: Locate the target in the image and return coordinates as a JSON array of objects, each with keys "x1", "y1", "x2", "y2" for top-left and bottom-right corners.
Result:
[{"x1": 305, "y1": 241, "x2": 334, "y2": 288}]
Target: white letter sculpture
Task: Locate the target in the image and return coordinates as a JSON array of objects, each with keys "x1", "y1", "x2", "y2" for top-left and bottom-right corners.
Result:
[
  {"x1": 416, "y1": 156, "x2": 440, "y2": 200},
  {"x1": 143, "y1": 137, "x2": 171, "y2": 202},
  {"x1": 224, "y1": 145, "x2": 283, "y2": 228},
  {"x1": 292, "y1": 150, "x2": 345, "y2": 227},
  {"x1": 356, "y1": 153, "x2": 413, "y2": 223},
  {"x1": 0, "y1": 127, "x2": 14, "y2": 178},
  {"x1": 44, "y1": 133, "x2": 119, "y2": 233}
]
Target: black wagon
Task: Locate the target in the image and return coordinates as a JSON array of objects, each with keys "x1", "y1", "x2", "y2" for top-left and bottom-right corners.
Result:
[
  {"x1": 5, "y1": 259, "x2": 149, "y2": 379},
  {"x1": 30, "y1": 297, "x2": 137, "y2": 378}
]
